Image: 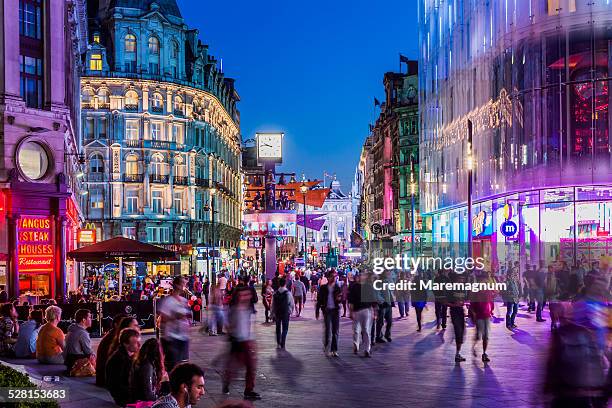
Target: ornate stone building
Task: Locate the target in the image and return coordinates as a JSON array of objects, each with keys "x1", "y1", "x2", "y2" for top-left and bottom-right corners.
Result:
[
  {"x1": 81, "y1": 0, "x2": 242, "y2": 276},
  {"x1": 0, "y1": 0, "x2": 88, "y2": 298}
]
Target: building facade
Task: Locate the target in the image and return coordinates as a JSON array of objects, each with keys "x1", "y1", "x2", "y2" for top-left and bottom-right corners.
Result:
[
  {"x1": 419, "y1": 0, "x2": 612, "y2": 267},
  {"x1": 298, "y1": 179, "x2": 353, "y2": 261},
  {"x1": 81, "y1": 0, "x2": 242, "y2": 278},
  {"x1": 0, "y1": 0, "x2": 88, "y2": 298},
  {"x1": 360, "y1": 68, "x2": 430, "y2": 258}
]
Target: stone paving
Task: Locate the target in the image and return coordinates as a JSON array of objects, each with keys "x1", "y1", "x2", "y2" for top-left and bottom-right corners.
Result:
[{"x1": 1, "y1": 300, "x2": 555, "y2": 408}]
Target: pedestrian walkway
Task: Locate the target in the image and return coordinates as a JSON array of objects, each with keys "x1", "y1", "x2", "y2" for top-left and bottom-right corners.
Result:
[{"x1": 1, "y1": 301, "x2": 552, "y2": 407}]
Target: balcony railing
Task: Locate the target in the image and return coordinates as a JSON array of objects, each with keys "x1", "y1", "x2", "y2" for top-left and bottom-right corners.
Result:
[
  {"x1": 151, "y1": 106, "x2": 164, "y2": 113},
  {"x1": 98, "y1": 102, "x2": 110, "y2": 110},
  {"x1": 123, "y1": 174, "x2": 144, "y2": 182},
  {"x1": 174, "y1": 176, "x2": 188, "y2": 185},
  {"x1": 86, "y1": 173, "x2": 106, "y2": 182},
  {"x1": 150, "y1": 174, "x2": 169, "y2": 183},
  {"x1": 125, "y1": 139, "x2": 143, "y2": 148},
  {"x1": 82, "y1": 102, "x2": 93, "y2": 109},
  {"x1": 144, "y1": 140, "x2": 176, "y2": 150},
  {"x1": 125, "y1": 104, "x2": 138, "y2": 111},
  {"x1": 195, "y1": 178, "x2": 210, "y2": 187}
]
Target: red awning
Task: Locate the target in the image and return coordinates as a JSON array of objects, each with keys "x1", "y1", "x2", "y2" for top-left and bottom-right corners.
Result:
[{"x1": 67, "y1": 237, "x2": 176, "y2": 262}]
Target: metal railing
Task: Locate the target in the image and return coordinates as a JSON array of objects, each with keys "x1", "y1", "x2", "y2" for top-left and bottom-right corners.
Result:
[
  {"x1": 123, "y1": 174, "x2": 144, "y2": 182},
  {"x1": 150, "y1": 174, "x2": 169, "y2": 183},
  {"x1": 125, "y1": 104, "x2": 139, "y2": 111},
  {"x1": 151, "y1": 106, "x2": 164, "y2": 113},
  {"x1": 174, "y1": 176, "x2": 188, "y2": 185},
  {"x1": 125, "y1": 139, "x2": 143, "y2": 148}
]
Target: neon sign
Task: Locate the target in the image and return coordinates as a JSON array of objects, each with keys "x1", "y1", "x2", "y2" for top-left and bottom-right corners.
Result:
[{"x1": 18, "y1": 216, "x2": 53, "y2": 273}]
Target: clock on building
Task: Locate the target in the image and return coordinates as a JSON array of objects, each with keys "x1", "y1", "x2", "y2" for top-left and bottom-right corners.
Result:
[
  {"x1": 407, "y1": 86, "x2": 417, "y2": 100},
  {"x1": 256, "y1": 132, "x2": 283, "y2": 163}
]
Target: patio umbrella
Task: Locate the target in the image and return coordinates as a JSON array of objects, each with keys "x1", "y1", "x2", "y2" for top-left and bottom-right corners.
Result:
[{"x1": 68, "y1": 237, "x2": 177, "y2": 295}]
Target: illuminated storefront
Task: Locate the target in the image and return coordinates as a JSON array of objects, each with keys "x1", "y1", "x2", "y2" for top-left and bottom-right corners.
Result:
[{"x1": 419, "y1": 1, "x2": 612, "y2": 266}]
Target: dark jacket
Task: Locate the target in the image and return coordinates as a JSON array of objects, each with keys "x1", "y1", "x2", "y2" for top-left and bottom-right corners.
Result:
[
  {"x1": 347, "y1": 282, "x2": 377, "y2": 311},
  {"x1": 316, "y1": 283, "x2": 342, "y2": 318},
  {"x1": 95, "y1": 328, "x2": 116, "y2": 386},
  {"x1": 106, "y1": 345, "x2": 133, "y2": 406},
  {"x1": 130, "y1": 360, "x2": 159, "y2": 402}
]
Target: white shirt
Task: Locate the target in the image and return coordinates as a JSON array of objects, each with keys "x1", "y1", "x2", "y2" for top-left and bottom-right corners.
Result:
[
  {"x1": 218, "y1": 276, "x2": 228, "y2": 291},
  {"x1": 158, "y1": 295, "x2": 191, "y2": 341}
]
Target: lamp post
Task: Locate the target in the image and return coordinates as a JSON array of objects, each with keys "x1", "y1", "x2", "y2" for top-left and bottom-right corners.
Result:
[
  {"x1": 466, "y1": 119, "x2": 474, "y2": 258},
  {"x1": 204, "y1": 187, "x2": 217, "y2": 284},
  {"x1": 300, "y1": 180, "x2": 309, "y2": 267}
]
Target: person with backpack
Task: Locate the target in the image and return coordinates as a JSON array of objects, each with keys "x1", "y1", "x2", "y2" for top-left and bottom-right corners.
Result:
[{"x1": 272, "y1": 278, "x2": 294, "y2": 349}]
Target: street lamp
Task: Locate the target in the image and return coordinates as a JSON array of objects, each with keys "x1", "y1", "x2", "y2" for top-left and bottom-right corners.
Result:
[
  {"x1": 300, "y1": 179, "x2": 309, "y2": 267},
  {"x1": 466, "y1": 119, "x2": 474, "y2": 258},
  {"x1": 204, "y1": 187, "x2": 217, "y2": 284}
]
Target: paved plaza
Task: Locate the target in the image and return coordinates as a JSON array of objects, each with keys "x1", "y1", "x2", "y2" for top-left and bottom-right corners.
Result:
[{"x1": 1, "y1": 300, "x2": 554, "y2": 408}]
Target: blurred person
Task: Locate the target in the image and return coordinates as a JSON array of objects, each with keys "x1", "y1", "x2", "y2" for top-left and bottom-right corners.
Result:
[
  {"x1": 546, "y1": 265, "x2": 562, "y2": 330},
  {"x1": 434, "y1": 269, "x2": 450, "y2": 329},
  {"x1": 272, "y1": 277, "x2": 294, "y2": 349},
  {"x1": 395, "y1": 272, "x2": 410, "y2": 320},
  {"x1": 375, "y1": 271, "x2": 394, "y2": 343},
  {"x1": 208, "y1": 283, "x2": 225, "y2": 336},
  {"x1": 447, "y1": 271, "x2": 469, "y2": 363},
  {"x1": 96, "y1": 313, "x2": 127, "y2": 386},
  {"x1": 130, "y1": 338, "x2": 169, "y2": 402},
  {"x1": 152, "y1": 362, "x2": 205, "y2": 408},
  {"x1": 339, "y1": 275, "x2": 349, "y2": 317},
  {"x1": 64, "y1": 309, "x2": 94, "y2": 373},
  {"x1": 291, "y1": 274, "x2": 306, "y2": 317},
  {"x1": 348, "y1": 272, "x2": 377, "y2": 357},
  {"x1": 158, "y1": 276, "x2": 191, "y2": 372},
  {"x1": 504, "y1": 262, "x2": 521, "y2": 330},
  {"x1": 223, "y1": 279, "x2": 261, "y2": 401},
  {"x1": 261, "y1": 279, "x2": 274, "y2": 324},
  {"x1": 411, "y1": 273, "x2": 427, "y2": 332},
  {"x1": 534, "y1": 263, "x2": 548, "y2": 322},
  {"x1": 15, "y1": 309, "x2": 43, "y2": 358},
  {"x1": 0, "y1": 303, "x2": 19, "y2": 356},
  {"x1": 106, "y1": 328, "x2": 141, "y2": 406},
  {"x1": 36, "y1": 305, "x2": 64, "y2": 364},
  {"x1": 316, "y1": 269, "x2": 342, "y2": 356},
  {"x1": 470, "y1": 275, "x2": 495, "y2": 363},
  {"x1": 203, "y1": 277, "x2": 211, "y2": 307},
  {"x1": 218, "y1": 272, "x2": 228, "y2": 295},
  {"x1": 300, "y1": 272, "x2": 310, "y2": 304}
]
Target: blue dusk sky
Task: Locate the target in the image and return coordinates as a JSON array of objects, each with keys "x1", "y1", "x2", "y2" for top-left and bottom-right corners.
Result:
[{"x1": 177, "y1": 0, "x2": 419, "y2": 190}]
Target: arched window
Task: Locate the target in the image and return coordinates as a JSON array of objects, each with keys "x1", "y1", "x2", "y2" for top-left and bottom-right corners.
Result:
[
  {"x1": 173, "y1": 95, "x2": 182, "y2": 114},
  {"x1": 89, "y1": 153, "x2": 104, "y2": 173},
  {"x1": 151, "y1": 93, "x2": 163, "y2": 111},
  {"x1": 97, "y1": 89, "x2": 109, "y2": 106},
  {"x1": 126, "y1": 154, "x2": 139, "y2": 175},
  {"x1": 148, "y1": 37, "x2": 160, "y2": 55},
  {"x1": 125, "y1": 34, "x2": 137, "y2": 53},
  {"x1": 150, "y1": 154, "x2": 167, "y2": 176},
  {"x1": 124, "y1": 34, "x2": 137, "y2": 72},
  {"x1": 125, "y1": 90, "x2": 139, "y2": 109},
  {"x1": 82, "y1": 88, "x2": 94, "y2": 108}
]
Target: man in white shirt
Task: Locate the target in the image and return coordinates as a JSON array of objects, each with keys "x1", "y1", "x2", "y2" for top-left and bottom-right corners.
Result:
[{"x1": 158, "y1": 276, "x2": 191, "y2": 372}]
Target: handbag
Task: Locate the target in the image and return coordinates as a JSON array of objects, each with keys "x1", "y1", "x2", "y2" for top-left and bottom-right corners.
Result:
[{"x1": 70, "y1": 356, "x2": 96, "y2": 377}]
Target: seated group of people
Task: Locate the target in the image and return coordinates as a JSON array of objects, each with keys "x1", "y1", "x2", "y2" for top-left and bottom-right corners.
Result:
[{"x1": 0, "y1": 303, "x2": 94, "y2": 373}]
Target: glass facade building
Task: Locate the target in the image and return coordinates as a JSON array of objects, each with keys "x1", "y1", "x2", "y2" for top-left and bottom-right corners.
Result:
[{"x1": 419, "y1": 0, "x2": 612, "y2": 266}]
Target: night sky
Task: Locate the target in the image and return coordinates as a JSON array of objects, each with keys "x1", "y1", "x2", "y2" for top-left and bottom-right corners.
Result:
[{"x1": 177, "y1": 0, "x2": 419, "y2": 190}]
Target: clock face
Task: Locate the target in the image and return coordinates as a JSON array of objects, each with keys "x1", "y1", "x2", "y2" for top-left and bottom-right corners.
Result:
[{"x1": 257, "y1": 133, "x2": 283, "y2": 161}]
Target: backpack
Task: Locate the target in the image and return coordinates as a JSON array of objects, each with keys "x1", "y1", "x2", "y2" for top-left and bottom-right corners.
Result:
[{"x1": 273, "y1": 290, "x2": 290, "y2": 318}]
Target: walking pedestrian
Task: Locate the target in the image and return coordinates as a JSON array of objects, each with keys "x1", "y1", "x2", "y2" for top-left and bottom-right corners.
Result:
[
  {"x1": 223, "y1": 280, "x2": 261, "y2": 400},
  {"x1": 291, "y1": 275, "x2": 306, "y2": 317},
  {"x1": 395, "y1": 272, "x2": 410, "y2": 319},
  {"x1": 272, "y1": 277, "x2": 294, "y2": 349},
  {"x1": 470, "y1": 274, "x2": 495, "y2": 362},
  {"x1": 261, "y1": 279, "x2": 274, "y2": 323},
  {"x1": 504, "y1": 262, "x2": 521, "y2": 330},
  {"x1": 447, "y1": 271, "x2": 468, "y2": 362},
  {"x1": 434, "y1": 269, "x2": 450, "y2": 329},
  {"x1": 157, "y1": 276, "x2": 191, "y2": 372},
  {"x1": 315, "y1": 269, "x2": 342, "y2": 357},
  {"x1": 535, "y1": 264, "x2": 548, "y2": 322},
  {"x1": 208, "y1": 283, "x2": 225, "y2": 335},
  {"x1": 348, "y1": 272, "x2": 377, "y2": 357},
  {"x1": 375, "y1": 271, "x2": 394, "y2": 343},
  {"x1": 411, "y1": 273, "x2": 427, "y2": 332}
]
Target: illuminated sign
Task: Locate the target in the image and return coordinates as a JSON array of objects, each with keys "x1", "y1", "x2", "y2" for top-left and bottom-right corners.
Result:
[
  {"x1": 18, "y1": 216, "x2": 53, "y2": 273},
  {"x1": 502, "y1": 203, "x2": 513, "y2": 220},
  {"x1": 243, "y1": 212, "x2": 297, "y2": 237},
  {"x1": 500, "y1": 220, "x2": 518, "y2": 237},
  {"x1": 77, "y1": 229, "x2": 96, "y2": 244},
  {"x1": 472, "y1": 211, "x2": 491, "y2": 237}
]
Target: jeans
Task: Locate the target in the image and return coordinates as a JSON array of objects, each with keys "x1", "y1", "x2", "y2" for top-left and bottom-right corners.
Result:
[
  {"x1": 414, "y1": 306, "x2": 424, "y2": 330},
  {"x1": 208, "y1": 305, "x2": 224, "y2": 334},
  {"x1": 397, "y1": 301, "x2": 409, "y2": 317},
  {"x1": 435, "y1": 302, "x2": 447, "y2": 327},
  {"x1": 376, "y1": 304, "x2": 393, "y2": 340},
  {"x1": 352, "y1": 308, "x2": 372, "y2": 353},
  {"x1": 506, "y1": 302, "x2": 518, "y2": 327},
  {"x1": 323, "y1": 308, "x2": 340, "y2": 352},
  {"x1": 450, "y1": 306, "x2": 465, "y2": 346},
  {"x1": 275, "y1": 315, "x2": 290, "y2": 347},
  {"x1": 535, "y1": 289, "x2": 545, "y2": 320}
]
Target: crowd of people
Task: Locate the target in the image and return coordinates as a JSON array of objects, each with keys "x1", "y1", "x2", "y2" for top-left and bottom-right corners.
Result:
[{"x1": 0, "y1": 258, "x2": 609, "y2": 407}]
